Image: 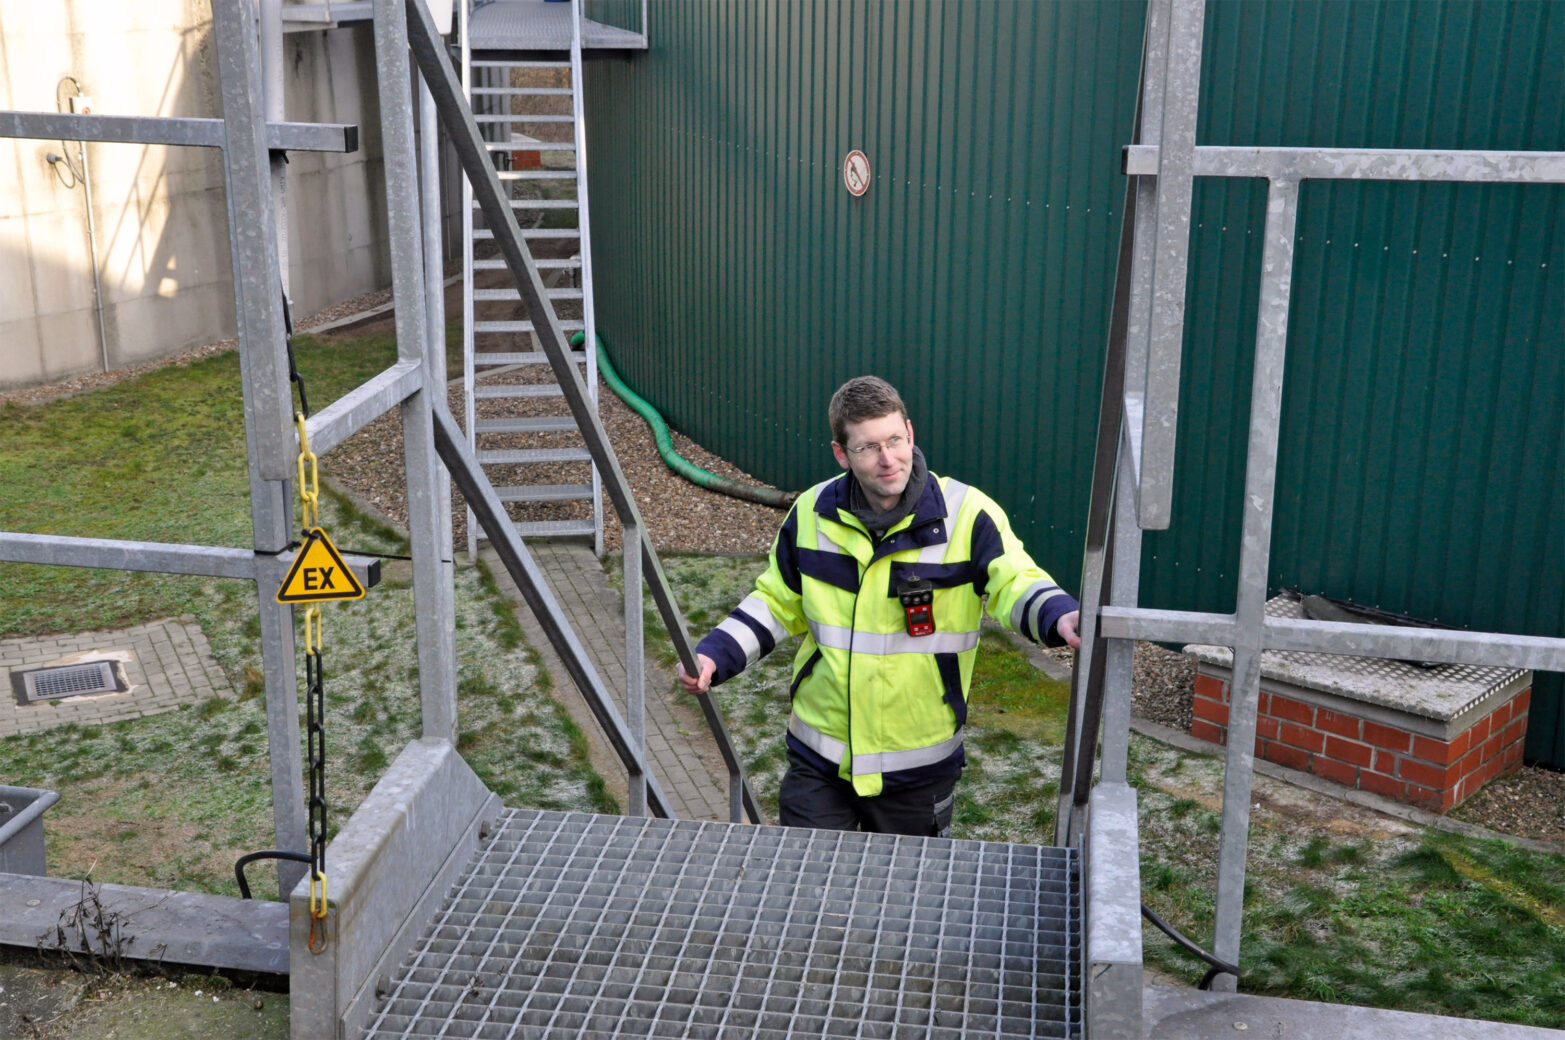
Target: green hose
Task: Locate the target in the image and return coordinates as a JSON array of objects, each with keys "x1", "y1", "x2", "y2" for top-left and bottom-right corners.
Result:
[{"x1": 577, "y1": 331, "x2": 799, "y2": 509}]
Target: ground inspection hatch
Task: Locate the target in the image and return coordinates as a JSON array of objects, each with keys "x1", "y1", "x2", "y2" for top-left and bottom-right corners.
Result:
[{"x1": 10, "y1": 661, "x2": 127, "y2": 706}]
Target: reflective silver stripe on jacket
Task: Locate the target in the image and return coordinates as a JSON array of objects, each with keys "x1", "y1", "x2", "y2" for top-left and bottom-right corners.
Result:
[
  {"x1": 717, "y1": 594, "x2": 788, "y2": 667},
  {"x1": 808, "y1": 620, "x2": 980, "y2": 656},
  {"x1": 851, "y1": 729, "x2": 965, "y2": 777},
  {"x1": 915, "y1": 478, "x2": 968, "y2": 563},
  {"x1": 1012, "y1": 580, "x2": 1066, "y2": 641},
  {"x1": 788, "y1": 713, "x2": 847, "y2": 763}
]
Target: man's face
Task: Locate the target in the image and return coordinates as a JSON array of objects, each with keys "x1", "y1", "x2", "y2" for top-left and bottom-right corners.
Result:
[{"x1": 832, "y1": 412, "x2": 916, "y2": 509}]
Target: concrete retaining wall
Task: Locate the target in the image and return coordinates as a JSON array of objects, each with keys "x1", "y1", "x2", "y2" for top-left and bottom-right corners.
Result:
[{"x1": 0, "y1": 0, "x2": 391, "y2": 391}]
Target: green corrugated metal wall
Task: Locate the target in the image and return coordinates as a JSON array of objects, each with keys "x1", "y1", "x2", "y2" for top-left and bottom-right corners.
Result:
[{"x1": 583, "y1": 0, "x2": 1565, "y2": 766}]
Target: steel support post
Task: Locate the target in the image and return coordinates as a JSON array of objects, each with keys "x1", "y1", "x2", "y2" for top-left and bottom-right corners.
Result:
[
  {"x1": 261, "y1": 0, "x2": 290, "y2": 304},
  {"x1": 419, "y1": 79, "x2": 451, "y2": 558},
  {"x1": 374, "y1": 0, "x2": 459, "y2": 743},
  {"x1": 212, "y1": 0, "x2": 307, "y2": 899},
  {"x1": 459, "y1": 0, "x2": 479, "y2": 564},
  {"x1": 1138, "y1": 0, "x2": 1205, "y2": 531},
  {"x1": 1209, "y1": 178, "x2": 1300, "y2": 990},
  {"x1": 571, "y1": 0, "x2": 605, "y2": 557},
  {"x1": 624, "y1": 521, "x2": 647, "y2": 816}
]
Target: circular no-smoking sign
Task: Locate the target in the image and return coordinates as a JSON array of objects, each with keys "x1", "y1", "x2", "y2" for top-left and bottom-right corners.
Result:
[{"x1": 843, "y1": 150, "x2": 871, "y2": 197}]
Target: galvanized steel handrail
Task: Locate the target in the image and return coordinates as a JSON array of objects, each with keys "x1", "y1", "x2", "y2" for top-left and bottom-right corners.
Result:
[
  {"x1": 1072, "y1": 0, "x2": 1565, "y2": 994},
  {"x1": 406, "y1": 0, "x2": 760, "y2": 825}
]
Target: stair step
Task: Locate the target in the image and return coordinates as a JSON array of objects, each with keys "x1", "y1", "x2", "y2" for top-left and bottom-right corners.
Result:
[
  {"x1": 472, "y1": 199, "x2": 578, "y2": 210},
  {"x1": 473, "y1": 350, "x2": 587, "y2": 365},
  {"x1": 473, "y1": 320, "x2": 585, "y2": 334},
  {"x1": 473, "y1": 288, "x2": 582, "y2": 302},
  {"x1": 473, "y1": 229, "x2": 581, "y2": 241},
  {"x1": 472, "y1": 60, "x2": 571, "y2": 70},
  {"x1": 479, "y1": 448, "x2": 593, "y2": 465},
  {"x1": 470, "y1": 87, "x2": 573, "y2": 97},
  {"x1": 513, "y1": 519, "x2": 598, "y2": 539},
  {"x1": 497, "y1": 170, "x2": 577, "y2": 181},
  {"x1": 493, "y1": 483, "x2": 593, "y2": 504},
  {"x1": 473, "y1": 384, "x2": 565, "y2": 400},
  {"x1": 475, "y1": 416, "x2": 580, "y2": 435},
  {"x1": 474, "y1": 258, "x2": 581, "y2": 270},
  {"x1": 484, "y1": 141, "x2": 575, "y2": 152},
  {"x1": 474, "y1": 114, "x2": 575, "y2": 124}
]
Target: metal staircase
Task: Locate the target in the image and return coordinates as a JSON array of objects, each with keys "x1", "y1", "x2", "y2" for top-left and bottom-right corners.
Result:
[{"x1": 460, "y1": 2, "x2": 606, "y2": 555}]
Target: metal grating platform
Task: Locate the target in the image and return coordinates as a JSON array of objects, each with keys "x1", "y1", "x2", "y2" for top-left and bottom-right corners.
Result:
[
  {"x1": 469, "y1": 0, "x2": 646, "y2": 51},
  {"x1": 365, "y1": 810, "x2": 1081, "y2": 1039}
]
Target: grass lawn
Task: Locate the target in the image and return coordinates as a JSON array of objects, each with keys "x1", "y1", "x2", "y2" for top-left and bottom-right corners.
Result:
[
  {"x1": 0, "y1": 331, "x2": 611, "y2": 901},
  {"x1": 652, "y1": 554, "x2": 1565, "y2": 1030}
]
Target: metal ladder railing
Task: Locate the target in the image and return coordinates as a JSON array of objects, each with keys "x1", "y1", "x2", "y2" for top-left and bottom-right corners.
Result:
[
  {"x1": 460, "y1": 0, "x2": 605, "y2": 557},
  {"x1": 1058, "y1": 0, "x2": 1565, "y2": 1005},
  {"x1": 415, "y1": 0, "x2": 761, "y2": 826}
]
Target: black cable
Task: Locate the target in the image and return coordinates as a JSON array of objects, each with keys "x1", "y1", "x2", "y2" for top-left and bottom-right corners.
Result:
[
  {"x1": 282, "y1": 292, "x2": 310, "y2": 420},
  {"x1": 234, "y1": 850, "x2": 313, "y2": 900},
  {"x1": 1140, "y1": 902, "x2": 1243, "y2": 989}
]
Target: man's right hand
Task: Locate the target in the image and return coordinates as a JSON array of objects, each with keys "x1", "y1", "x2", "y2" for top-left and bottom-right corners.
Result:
[{"x1": 677, "y1": 654, "x2": 716, "y2": 695}]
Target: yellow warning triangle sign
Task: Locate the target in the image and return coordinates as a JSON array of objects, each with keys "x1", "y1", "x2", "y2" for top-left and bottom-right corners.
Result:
[{"x1": 276, "y1": 528, "x2": 366, "y2": 604}]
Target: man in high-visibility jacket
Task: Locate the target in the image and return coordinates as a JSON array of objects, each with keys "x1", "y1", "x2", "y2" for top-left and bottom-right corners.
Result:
[{"x1": 678, "y1": 376, "x2": 1081, "y2": 836}]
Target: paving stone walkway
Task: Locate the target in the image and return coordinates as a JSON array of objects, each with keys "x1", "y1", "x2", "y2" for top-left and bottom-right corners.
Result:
[
  {"x1": 481, "y1": 542, "x2": 741, "y2": 822},
  {"x1": 0, "y1": 619, "x2": 231, "y2": 738}
]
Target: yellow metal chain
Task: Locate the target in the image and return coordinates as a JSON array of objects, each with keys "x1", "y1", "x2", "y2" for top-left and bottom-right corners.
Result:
[
  {"x1": 296, "y1": 412, "x2": 330, "y2": 952},
  {"x1": 295, "y1": 412, "x2": 320, "y2": 533}
]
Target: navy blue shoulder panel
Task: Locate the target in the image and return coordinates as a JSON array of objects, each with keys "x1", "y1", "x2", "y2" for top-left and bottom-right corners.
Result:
[
  {"x1": 773, "y1": 506, "x2": 803, "y2": 594},
  {"x1": 812, "y1": 473, "x2": 854, "y2": 517},
  {"x1": 968, "y1": 510, "x2": 1005, "y2": 598},
  {"x1": 797, "y1": 548, "x2": 861, "y2": 592}
]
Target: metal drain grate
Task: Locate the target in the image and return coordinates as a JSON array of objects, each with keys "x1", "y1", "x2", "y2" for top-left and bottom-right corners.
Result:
[
  {"x1": 366, "y1": 810, "x2": 1080, "y2": 1040},
  {"x1": 12, "y1": 661, "x2": 123, "y2": 705}
]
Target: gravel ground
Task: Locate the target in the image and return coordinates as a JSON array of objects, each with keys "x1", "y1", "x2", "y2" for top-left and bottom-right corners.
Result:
[{"x1": 6, "y1": 291, "x2": 1563, "y2": 849}]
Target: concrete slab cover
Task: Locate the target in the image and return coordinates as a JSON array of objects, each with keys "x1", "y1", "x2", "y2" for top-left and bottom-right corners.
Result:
[
  {"x1": 365, "y1": 809, "x2": 1083, "y2": 1038},
  {"x1": 0, "y1": 872, "x2": 288, "y2": 974},
  {"x1": 1144, "y1": 985, "x2": 1565, "y2": 1039},
  {"x1": 1185, "y1": 596, "x2": 1527, "y2": 722}
]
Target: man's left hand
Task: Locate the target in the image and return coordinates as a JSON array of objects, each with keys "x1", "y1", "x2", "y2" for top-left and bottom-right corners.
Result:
[{"x1": 1057, "y1": 610, "x2": 1081, "y2": 649}]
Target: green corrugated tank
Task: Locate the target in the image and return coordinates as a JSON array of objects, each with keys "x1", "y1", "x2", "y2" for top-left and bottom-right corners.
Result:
[{"x1": 582, "y1": 0, "x2": 1565, "y2": 768}]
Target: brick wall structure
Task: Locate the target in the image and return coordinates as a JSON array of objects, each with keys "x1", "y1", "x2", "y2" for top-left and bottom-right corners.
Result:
[
  {"x1": 1191, "y1": 669, "x2": 1530, "y2": 811},
  {"x1": 1185, "y1": 595, "x2": 1533, "y2": 813}
]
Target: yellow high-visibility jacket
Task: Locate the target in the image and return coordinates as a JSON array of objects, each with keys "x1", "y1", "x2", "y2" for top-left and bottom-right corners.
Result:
[{"x1": 696, "y1": 470, "x2": 1078, "y2": 797}]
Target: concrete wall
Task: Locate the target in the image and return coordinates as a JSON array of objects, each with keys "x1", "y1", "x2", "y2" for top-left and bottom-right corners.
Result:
[{"x1": 0, "y1": 0, "x2": 390, "y2": 391}]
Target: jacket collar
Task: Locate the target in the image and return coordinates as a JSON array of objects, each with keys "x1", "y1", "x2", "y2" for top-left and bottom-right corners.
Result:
[{"x1": 815, "y1": 468, "x2": 948, "y2": 534}]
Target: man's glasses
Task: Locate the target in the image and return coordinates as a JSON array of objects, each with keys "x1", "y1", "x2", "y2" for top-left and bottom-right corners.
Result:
[{"x1": 843, "y1": 435, "x2": 907, "y2": 458}]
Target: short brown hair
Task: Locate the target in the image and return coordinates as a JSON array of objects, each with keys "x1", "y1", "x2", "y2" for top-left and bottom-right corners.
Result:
[{"x1": 828, "y1": 376, "x2": 908, "y2": 445}]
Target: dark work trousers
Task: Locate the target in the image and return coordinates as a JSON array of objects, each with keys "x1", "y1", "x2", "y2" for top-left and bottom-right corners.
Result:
[{"x1": 777, "y1": 748, "x2": 958, "y2": 837}]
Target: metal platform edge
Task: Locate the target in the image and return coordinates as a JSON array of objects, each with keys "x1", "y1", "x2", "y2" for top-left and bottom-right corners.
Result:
[
  {"x1": 0, "y1": 872, "x2": 289, "y2": 975},
  {"x1": 290, "y1": 737, "x2": 503, "y2": 1040}
]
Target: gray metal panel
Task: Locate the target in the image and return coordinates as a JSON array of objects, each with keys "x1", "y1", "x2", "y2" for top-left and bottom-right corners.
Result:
[{"x1": 365, "y1": 810, "x2": 1081, "y2": 1039}]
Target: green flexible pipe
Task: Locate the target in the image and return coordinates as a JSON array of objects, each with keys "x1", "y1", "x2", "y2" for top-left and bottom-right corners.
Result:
[{"x1": 578, "y1": 331, "x2": 799, "y2": 509}]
